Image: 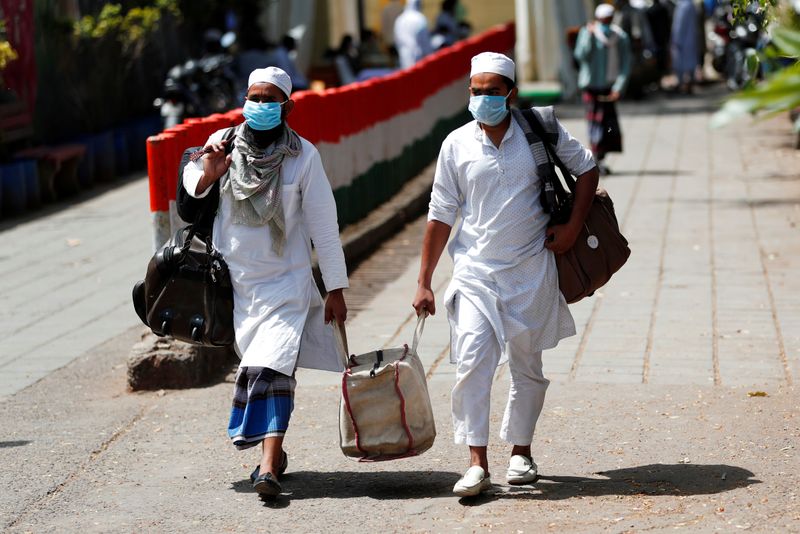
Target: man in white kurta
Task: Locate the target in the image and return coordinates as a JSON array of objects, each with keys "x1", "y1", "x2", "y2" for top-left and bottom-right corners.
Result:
[
  {"x1": 394, "y1": 0, "x2": 433, "y2": 69},
  {"x1": 413, "y1": 53, "x2": 598, "y2": 497},
  {"x1": 183, "y1": 67, "x2": 348, "y2": 498}
]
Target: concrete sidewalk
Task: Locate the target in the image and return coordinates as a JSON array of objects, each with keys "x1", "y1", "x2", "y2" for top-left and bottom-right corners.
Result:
[{"x1": 1, "y1": 86, "x2": 799, "y2": 532}]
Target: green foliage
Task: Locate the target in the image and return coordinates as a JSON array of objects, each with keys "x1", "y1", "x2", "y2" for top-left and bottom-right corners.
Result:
[
  {"x1": 712, "y1": 11, "x2": 800, "y2": 131},
  {"x1": 0, "y1": 19, "x2": 18, "y2": 72},
  {"x1": 772, "y1": 26, "x2": 800, "y2": 57},
  {"x1": 73, "y1": 0, "x2": 179, "y2": 54},
  {"x1": 730, "y1": 0, "x2": 778, "y2": 24}
]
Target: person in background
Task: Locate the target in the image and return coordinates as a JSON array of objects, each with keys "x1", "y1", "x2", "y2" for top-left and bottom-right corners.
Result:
[
  {"x1": 394, "y1": 0, "x2": 433, "y2": 69},
  {"x1": 646, "y1": 0, "x2": 673, "y2": 79},
  {"x1": 271, "y1": 35, "x2": 310, "y2": 92},
  {"x1": 433, "y1": 0, "x2": 460, "y2": 48},
  {"x1": 695, "y1": 0, "x2": 708, "y2": 84},
  {"x1": 235, "y1": 27, "x2": 273, "y2": 100},
  {"x1": 412, "y1": 52, "x2": 598, "y2": 497},
  {"x1": 381, "y1": 0, "x2": 404, "y2": 61},
  {"x1": 573, "y1": 3, "x2": 631, "y2": 175},
  {"x1": 182, "y1": 67, "x2": 348, "y2": 499},
  {"x1": 671, "y1": 0, "x2": 700, "y2": 94}
]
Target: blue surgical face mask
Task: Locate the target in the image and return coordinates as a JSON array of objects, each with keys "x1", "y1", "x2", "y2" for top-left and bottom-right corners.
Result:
[
  {"x1": 243, "y1": 99, "x2": 285, "y2": 131},
  {"x1": 468, "y1": 93, "x2": 511, "y2": 127}
]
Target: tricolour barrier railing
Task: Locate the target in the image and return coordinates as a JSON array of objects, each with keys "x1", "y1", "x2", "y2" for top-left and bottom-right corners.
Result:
[{"x1": 146, "y1": 23, "x2": 514, "y2": 250}]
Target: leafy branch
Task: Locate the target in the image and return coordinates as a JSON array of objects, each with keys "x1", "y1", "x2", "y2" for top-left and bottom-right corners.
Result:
[
  {"x1": 711, "y1": 15, "x2": 800, "y2": 133},
  {"x1": 0, "y1": 19, "x2": 18, "y2": 72},
  {"x1": 73, "y1": 0, "x2": 179, "y2": 58}
]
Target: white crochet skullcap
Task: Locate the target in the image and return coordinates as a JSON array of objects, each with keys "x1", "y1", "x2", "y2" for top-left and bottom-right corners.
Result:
[
  {"x1": 470, "y1": 52, "x2": 515, "y2": 82},
  {"x1": 248, "y1": 67, "x2": 292, "y2": 98},
  {"x1": 595, "y1": 4, "x2": 615, "y2": 19}
]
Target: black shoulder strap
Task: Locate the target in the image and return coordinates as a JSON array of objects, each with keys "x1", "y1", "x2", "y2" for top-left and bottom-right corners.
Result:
[
  {"x1": 519, "y1": 108, "x2": 577, "y2": 193},
  {"x1": 183, "y1": 125, "x2": 237, "y2": 243},
  {"x1": 222, "y1": 124, "x2": 237, "y2": 147}
]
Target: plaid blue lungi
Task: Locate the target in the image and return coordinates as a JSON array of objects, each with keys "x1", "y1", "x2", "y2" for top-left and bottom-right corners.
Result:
[{"x1": 228, "y1": 366, "x2": 296, "y2": 450}]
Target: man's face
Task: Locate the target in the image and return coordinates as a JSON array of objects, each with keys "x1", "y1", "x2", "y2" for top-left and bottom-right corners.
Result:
[
  {"x1": 245, "y1": 82, "x2": 294, "y2": 119},
  {"x1": 469, "y1": 72, "x2": 514, "y2": 99}
]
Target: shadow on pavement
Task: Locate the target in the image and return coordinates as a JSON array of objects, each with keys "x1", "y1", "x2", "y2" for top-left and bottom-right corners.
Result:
[
  {"x1": 673, "y1": 198, "x2": 800, "y2": 209},
  {"x1": 229, "y1": 469, "x2": 461, "y2": 502},
  {"x1": 459, "y1": 463, "x2": 758, "y2": 506},
  {"x1": 604, "y1": 169, "x2": 690, "y2": 177},
  {"x1": 0, "y1": 440, "x2": 32, "y2": 448},
  {"x1": 0, "y1": 172, "x2": 144, "y2": 233}
]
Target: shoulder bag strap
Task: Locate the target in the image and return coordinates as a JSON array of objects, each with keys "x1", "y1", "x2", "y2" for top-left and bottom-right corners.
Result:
[
  {"x1": 514, "y1": 108, "x2": 563, "y2": 214},
  {"x1": 184, "y1": 126, "x2": 238, "y2": 251},
  {"x1": 519, "y1": 108, "x2": 578, "y2": 194}
]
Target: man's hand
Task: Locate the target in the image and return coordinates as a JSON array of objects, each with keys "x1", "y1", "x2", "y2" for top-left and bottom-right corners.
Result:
[
  {"x1": 544, "y1": 223, "x2": 581, "y2": 255},
  {"x1": 545, "y1": 166, "x2": 600, "y2": 255},
  {"x1": 197, "y1": 141, "x2": 233, "y2": 195},
  {"x1": 412, "y1": 220, "x2": 451, "y2": 317},
  {"x1": 607, "y1": 90, "x2": 620, "y2": 102},
  {"x1": 325, "y1": 288, "x2": 347, "y2": 324},
  {"x1": 412, "y1": 285, "x2": 436, "y2": 316}
]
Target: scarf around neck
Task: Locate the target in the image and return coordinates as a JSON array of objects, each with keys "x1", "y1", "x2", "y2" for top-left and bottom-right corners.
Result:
[{"x1": 221, "y1": 123, "x2": 302, "y2": 255}]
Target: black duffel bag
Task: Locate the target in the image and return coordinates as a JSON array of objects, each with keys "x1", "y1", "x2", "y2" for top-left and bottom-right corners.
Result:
[
  {"x1": 132, "y1": 225, "x2": 234, "y2": 346},
  {"x1": 132, "y1": 129, "x2": 236, "y2": 346}
]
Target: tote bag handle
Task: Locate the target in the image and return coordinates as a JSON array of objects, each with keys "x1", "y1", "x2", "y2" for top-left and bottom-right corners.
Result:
[
  {"x1": 333, "y1": 318, "x2": 350, "y2": 369},
  {"x1": 410, "y1": 311, "x2": 427, "y2": 354},
  {"x1": 333, "y1": 311, "x2": 428, "y2": 369}
]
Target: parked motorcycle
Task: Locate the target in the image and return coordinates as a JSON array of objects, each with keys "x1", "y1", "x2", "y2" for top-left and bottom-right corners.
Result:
[
  {"x1": 725, "y1": 2, "x2": 766, "y2": 90},
  {"x1": 154, "y1": 31, "x2": 240, "y2": 129},
  {"x1": 708, "y1": 1, "x2": 767, "y2": 90},
  {"x1": 708, "y1": 2, "x2": 733, "y2": 75}
]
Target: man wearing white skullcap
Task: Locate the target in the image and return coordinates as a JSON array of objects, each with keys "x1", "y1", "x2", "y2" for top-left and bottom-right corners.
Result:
[
  {"x1": 247, "y1": 66, "x2": 293, "y2": 99},
  {"x1": 595, "y1": 3, "x2": 615, "y2": 20},
  {"x1": 574, "y1": 2, "x2": 631, "y2": 174},
  {"x1": 414, "y1": 52, "x2": 599, "y2": 496},
  {"x1": 182, "y1": 67, "x2": 349, "y2": 499}
]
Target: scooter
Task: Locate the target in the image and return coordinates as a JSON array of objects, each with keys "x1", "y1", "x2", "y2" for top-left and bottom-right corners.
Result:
[
  {"x1": 153, "y1": 32, "x2": 240, "y2": 129},
  {"x1": 708, "y1": 2, "x2": 733, "y2": 75}
]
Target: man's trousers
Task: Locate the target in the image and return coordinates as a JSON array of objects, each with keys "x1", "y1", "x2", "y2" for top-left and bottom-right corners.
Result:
[{"x1": 449, "y1": 293, "x2": 550, "y2": 447}]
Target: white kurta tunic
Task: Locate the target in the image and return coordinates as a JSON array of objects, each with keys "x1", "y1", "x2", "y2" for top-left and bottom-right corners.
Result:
[
  {"x1": 393, "y1": 1, "x2": 433, "y2": 69},
  {"x1": 183, "y1": 128, "x2": 349, "y2": 376},
  {"x1": 428, "y1": 115, "x2": 595, "y2": 365}
]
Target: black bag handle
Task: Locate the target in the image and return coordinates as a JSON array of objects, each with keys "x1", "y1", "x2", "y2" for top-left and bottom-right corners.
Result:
[{"x1": 182, "y1": 126, "x2": 238, "y2": 251}]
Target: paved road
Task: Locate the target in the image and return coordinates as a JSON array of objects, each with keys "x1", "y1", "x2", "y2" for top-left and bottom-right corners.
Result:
[
  {"x1": 0, "y1": 177, "x2": 152, "y2": 399},
  {"x1": 1, "y1": 86, "x2": 799, "y2": 532}
]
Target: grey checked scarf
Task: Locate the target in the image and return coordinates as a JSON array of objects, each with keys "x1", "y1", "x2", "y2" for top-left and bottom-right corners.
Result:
[{"x1": 222, "y1": 123, "x2": 302, "y2": 255}]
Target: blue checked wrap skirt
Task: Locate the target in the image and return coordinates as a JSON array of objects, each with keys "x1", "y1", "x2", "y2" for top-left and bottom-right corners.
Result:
[{"x1": 228, "y1": 367, "x2": 297, "y2": 450}]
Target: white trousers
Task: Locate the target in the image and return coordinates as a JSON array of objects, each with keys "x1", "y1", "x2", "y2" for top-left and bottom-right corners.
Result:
[{"x1": 449, "y1": 294, "x2": 550, "y2": 447}]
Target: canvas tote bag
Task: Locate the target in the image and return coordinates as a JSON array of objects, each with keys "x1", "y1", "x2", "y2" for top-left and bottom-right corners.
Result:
[{"x1": 336, "y1": 314, "x2": 436, "y2": 461}]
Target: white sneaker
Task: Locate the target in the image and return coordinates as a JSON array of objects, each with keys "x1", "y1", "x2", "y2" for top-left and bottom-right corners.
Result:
[
  {"x1": 506, "y1": 455, "x2": 538, "y2": 485},
  {"x1": 453, "y1": 466, "x2": 492, "y2": 497}
]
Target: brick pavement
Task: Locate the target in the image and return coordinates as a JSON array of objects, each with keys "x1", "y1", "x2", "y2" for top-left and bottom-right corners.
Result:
[{"x1": 0, "y1": 177, "x2": 152, "y2": 399}]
